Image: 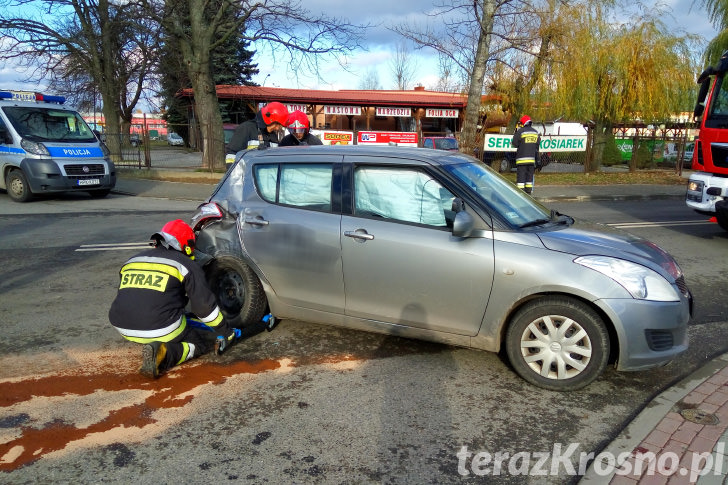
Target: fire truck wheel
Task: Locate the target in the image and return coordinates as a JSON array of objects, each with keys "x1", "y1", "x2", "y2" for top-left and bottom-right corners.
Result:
[{"x1": 716, "y1": 206, "x2": 728, "y2": 232}]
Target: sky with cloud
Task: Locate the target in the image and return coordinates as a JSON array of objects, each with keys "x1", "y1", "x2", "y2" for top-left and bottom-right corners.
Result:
[{"x1": 0, "y1": 0, "x2": 720, "y2": 103}]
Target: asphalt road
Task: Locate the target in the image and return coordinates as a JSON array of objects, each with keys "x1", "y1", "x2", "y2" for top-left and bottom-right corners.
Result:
[{"x1": 1, "y1": 190, "x2": 726, "y2": 484}]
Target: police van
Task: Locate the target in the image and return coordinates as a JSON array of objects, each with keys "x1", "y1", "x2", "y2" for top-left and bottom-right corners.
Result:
[{"x1": 0, "y1": 90, "x2": 115, "y2": 202}]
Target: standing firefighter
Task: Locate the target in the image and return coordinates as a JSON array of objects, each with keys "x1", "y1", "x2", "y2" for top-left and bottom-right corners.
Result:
[
  {"x1": 108, "y1": 219, "x2": 238, "y2": 378},
  {"x1": 511, "y1": 115, "x2": 541, "y2": 194},
  {"x1": 227, "y1": 101, "x2": 289, "y2": 153},
  {"x1": 279, "y1": 110, "x2": 323, "y2": 146}
]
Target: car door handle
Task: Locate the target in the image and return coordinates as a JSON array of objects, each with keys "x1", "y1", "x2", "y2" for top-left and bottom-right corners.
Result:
[
  {"x1": 244, "y1": 216, "x2": 269, "y2": 226},
  {"x1": 344, "y1": 230, "x2": 374, "y2": 240}
]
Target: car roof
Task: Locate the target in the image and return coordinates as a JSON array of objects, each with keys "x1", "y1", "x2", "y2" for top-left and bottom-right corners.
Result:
[{"x1": 243, "y1": 145, "x2": 471, "y2": 166}]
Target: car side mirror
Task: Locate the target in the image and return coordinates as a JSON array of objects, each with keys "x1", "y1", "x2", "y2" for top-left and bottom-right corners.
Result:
[{"x1": 452, "y1": 210, "x2": 474, "y2": 237}]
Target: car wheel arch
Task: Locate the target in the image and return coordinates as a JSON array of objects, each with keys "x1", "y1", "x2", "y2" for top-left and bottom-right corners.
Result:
[
  {"x1": 497, "y1": 292, "x2": 620, "y2": 365},
  {"x1": 502, "y1": 293, "x2": 618, "y2": 390}
]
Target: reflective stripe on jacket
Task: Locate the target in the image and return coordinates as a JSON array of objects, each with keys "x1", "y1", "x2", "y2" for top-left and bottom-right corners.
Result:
[
  {"x1": 512, "y1": 125, "x2": 540, "y2": 165},
  {"x1": 108, "y1": 247, "x2": 224, "y2": 341}
]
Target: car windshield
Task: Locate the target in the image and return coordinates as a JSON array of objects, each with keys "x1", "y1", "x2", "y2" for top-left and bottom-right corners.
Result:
[
  {"x1": 3, "y1": 106, "x2": 96, "y2": 143},
  {"x1": 442, "y1": 161, "x2": 552, "y2": 227},
  {"x1": 435, "y1": 138, "x2": 458, "y2": 150}
]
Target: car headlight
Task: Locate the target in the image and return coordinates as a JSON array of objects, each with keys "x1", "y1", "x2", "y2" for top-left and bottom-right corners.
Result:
[
  {"x1": 687, "y1": 180, "x2": 703, "y2": 192},
  {"x1": 574, "y1": 256, "x2": 679, "y2": 301},
  {"x1": 20, "y1": 138, "x2": 50, "y2": 156}
]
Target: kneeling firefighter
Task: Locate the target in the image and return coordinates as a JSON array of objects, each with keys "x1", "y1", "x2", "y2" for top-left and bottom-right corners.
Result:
[{"x1": 108, "y1": 219, "x2": 238, "y2": 378}]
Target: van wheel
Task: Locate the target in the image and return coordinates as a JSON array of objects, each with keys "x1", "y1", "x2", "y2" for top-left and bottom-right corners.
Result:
[
  {"x1": 505, "y1": 296, "x2": 609, "y2": 391},
  {"x1": 205, "y1": 255, "x2": 268, "y2": 328},
  {"x1": 6, "y1": 169, "x2": 33, "y2": 202},
  {"x1": 499, "y1": 158, "x2": 511, "y2": 173}
]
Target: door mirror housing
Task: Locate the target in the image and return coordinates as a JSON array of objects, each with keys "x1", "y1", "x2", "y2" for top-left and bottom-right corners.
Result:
[{"x1": 452, "y1": 210, "x2": 474, "y2": 237}]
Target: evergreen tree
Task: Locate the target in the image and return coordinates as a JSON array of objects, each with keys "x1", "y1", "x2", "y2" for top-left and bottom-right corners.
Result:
[{"x1": 159, "y1": 14, "x2": 259, "y2": 139}]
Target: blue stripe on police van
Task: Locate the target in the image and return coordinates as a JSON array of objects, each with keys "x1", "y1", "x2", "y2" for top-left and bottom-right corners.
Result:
[
  {"x1": 0, "y1": 145, "x2": 24, "y2": 154},
  {"x1": 47, "y1": 146, "x2": 104, "y2": 158}
]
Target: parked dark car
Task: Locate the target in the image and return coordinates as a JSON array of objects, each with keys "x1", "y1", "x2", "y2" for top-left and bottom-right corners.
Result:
[
  {"x1": 191, "y1": 145, "x2": 691, "y2": 391},
  {"x1": 129, "y1": 133, "x2": 142, "y2": 147},
  {"x1": 484, "y1": 151, "x2": 551, "y2": 172}
]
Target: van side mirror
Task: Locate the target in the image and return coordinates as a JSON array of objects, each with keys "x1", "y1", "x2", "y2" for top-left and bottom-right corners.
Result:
[{"x1": 452, "y1": 210, "x2": 474, "y2": 237}]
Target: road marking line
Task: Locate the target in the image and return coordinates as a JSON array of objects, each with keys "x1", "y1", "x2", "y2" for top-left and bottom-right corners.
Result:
[
  {"x1": 608, "y1": 220, "x2": 713, "y2": 229},
  {"x1": 76, "y1": 242, "x2": 150, "y2": 252}
]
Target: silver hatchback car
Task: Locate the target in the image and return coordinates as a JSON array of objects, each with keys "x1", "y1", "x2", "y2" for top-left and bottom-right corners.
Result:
[{"x1": 191, "y1": 145, "x2": 691, "y2": 391}]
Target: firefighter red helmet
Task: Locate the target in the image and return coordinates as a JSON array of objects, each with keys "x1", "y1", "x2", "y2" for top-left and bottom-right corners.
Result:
[
  {"x1": 519, "y1": 115, "x2": 532, "y2": 125},
  {"x1": 261, "y1": 102, "x2": 289, "y2": 126},
  {"x1": 286, "y1": 110, "x2": 310, "y2": 135},
  {"x1": 151, "y1": 219, "x2": 195, "y2": 256}
]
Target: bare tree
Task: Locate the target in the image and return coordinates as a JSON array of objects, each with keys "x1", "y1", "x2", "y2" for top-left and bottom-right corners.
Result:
[
  {"x1": 141, "y1": 0, "x2": 365, "y2": 169},
  {"x1": 431, "y1": 52, "x2": 461, "y2": 92},
  {"x1": 390, "y1": 41, "x2": 415, "y2": 90},
  {"x1": 393, "y1": 0, "x2": 502, "y2": 154},
  {"x1": 359, "y1": 67, "x2": 382, "y2": 90},
  {"x1": 0, "y1": 0, "x2": 160, "y2": 158}
]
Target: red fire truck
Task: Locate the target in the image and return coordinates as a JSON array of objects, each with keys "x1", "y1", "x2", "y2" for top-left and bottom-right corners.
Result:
[{"x1": 686, "y1": 50, "x2": 728, "y2": 231}]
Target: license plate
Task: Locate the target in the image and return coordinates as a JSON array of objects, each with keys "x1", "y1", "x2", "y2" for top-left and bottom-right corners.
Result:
[{"x1": 77, "y1": 179, "x2": 100, "y2": 186}]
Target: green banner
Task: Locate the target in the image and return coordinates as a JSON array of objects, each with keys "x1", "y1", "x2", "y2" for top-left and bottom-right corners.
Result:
[{"x1": 484, "y1": 134, "x2": 587, "y2": 152}]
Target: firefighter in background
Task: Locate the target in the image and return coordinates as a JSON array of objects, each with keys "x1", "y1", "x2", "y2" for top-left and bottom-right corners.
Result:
[
  {"x1": 279, "y1": 110, "x2": 323, "y2": 146},
  {"x1": 511, "y1": 115, "x2": 541, "y2": 194},
  {"x1": 227, "y1": 101, "x2": 289, "y2": 154},
  {"x1": 108, "y1": 219, "x2": 238, "y2": 378}
]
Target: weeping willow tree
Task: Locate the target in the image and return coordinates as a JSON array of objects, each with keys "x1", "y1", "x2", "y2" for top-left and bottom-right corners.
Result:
[
  {"x1": 701, "y1": 0, "x2": 728, "y2": 65},
  {"x1": 487, "y1": 0, "x2": 579, "y2": 130},
  {"x1": 544, "y1": 1, "x2": 698, "y2": 171}
]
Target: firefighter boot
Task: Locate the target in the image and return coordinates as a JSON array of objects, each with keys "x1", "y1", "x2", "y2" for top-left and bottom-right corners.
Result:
[{"x1": 140, "y1": 341, "x2": 167, "y2": 378}]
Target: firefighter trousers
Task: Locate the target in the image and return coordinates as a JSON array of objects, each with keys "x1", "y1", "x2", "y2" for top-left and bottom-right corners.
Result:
[{"x1": 517, "y1": 163, "x2": 535, "y2": 194}]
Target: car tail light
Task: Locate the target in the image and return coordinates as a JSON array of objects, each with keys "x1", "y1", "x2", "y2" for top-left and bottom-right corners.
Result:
[{"x1": 191, "y1": 202, "x2": 223, "y2": 231}]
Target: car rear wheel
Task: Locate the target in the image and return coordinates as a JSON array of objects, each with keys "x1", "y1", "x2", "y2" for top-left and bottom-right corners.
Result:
[
  {"x1": 505, "y1": 296, "x2": 609, "y2": 391},
  {"x1": 6, "y1": 169, "x2": 33, "y2": 202},
  {"x1": 205, "y1": 255, "x2": 268, "y2": 328}
]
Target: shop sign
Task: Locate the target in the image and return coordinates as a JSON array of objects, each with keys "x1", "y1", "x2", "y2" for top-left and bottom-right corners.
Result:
[
  {"x1": 483, "y1": 134, "x2": 587, "y2": 152},
  {"x1": 426, "y1": 108, "x2": 459, "y2": 118},
  {"x1": 375, "y1": 107, "x2": 412, "y2": 117},
  {"x1": 310, "y1": 130, "x2": 354, "y2": 145},
  {"x1": 324, "y1": 105, "x2": 361, "y2": 116},
  {"x1": 357, "y1": 131, "x2": 418, "y2": 146}
]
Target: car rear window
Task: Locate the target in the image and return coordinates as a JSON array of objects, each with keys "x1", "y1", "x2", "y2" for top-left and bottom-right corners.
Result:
[{"x1": 254, "y1": 163, "x2": 333, "y2": 212}]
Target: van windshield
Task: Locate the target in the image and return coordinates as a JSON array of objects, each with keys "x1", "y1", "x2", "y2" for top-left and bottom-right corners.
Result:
[{"x1": 2, "y1": 106, "x2": 96, "y2": 143}]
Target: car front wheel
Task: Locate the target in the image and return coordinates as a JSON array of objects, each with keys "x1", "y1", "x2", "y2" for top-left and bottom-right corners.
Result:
[
  {"x1": 205, "y1": 255, "x2": 268, "y2": 328},
  {"x1": 505, "y1": 297, "x2": 609, "y2": 391}
]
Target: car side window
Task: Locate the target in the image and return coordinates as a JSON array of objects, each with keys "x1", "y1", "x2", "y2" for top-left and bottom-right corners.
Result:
[
  {"x1": 354, "y1": 166, "x2": 454, "y2": 227},
  {"x1": 253, "y1": 163, "x2": 333, "y2": 212},
  {"x1": 424, "y1": 139, "x2": 433, "y2": 149}
]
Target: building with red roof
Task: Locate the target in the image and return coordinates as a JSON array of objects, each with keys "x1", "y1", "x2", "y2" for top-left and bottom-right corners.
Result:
[{"x1": 177, "y1": 85, "x2": 506, "y2": 142}]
